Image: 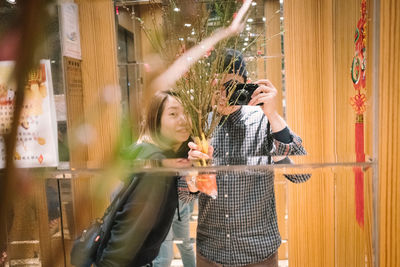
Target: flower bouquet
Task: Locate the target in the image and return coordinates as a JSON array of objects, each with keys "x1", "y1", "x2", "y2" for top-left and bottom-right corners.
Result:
[{"x1": 135, "y1": 0, "x2": 253, "y2": 197}]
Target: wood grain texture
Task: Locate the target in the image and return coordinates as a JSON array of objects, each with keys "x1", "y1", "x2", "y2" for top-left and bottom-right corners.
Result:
[
  {"x1": 265, "y1": 0, "x2": 284, "y2": 117},
  {"x1": 284, "y1": 0, "x2": 374, "y2": 265},
  {"x1": 333, "y1": 0, "x2": 374, "y2": 266},
  {"x1": 284, "y1": 0, "x2": 335, "y2": 266},
  {"x1": 64, "y1": 57, "x2": 88, "y2": 169},
  {"x1": 379, "y1": 0, "x2": 400, "y2": 266},
  {"x1": 75, "y1": 0, "x2": 121, "y2": 168}
]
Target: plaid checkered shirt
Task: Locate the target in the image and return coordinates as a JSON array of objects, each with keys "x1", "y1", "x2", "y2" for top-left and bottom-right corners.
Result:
[{"x1": 179, "y1": 106, "x2": 310, "y2": 266}]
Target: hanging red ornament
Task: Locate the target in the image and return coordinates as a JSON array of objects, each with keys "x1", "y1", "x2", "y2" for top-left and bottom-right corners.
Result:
[{"x1": 350, "y1": 0, "x2": 367, "y2": 228}]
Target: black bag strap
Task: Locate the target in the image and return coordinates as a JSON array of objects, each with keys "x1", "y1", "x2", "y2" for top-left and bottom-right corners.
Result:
[
  {"x1": 101, "y1": 147, "x2": 164, "y2": 218},
  {"x1": 95, "y1": 173, "x2": 142, "y2": 260},
  {"x1": 103, "y1": 174, "x2": 139, "y2": 216}
]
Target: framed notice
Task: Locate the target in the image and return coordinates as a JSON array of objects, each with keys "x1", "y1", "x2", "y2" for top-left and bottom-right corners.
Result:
[
  {"x1": 60, "y1": 3, "x2": 82, "y2": 60},
  {"x1": 0, "y1": 60, "x2": 59, "y2": 168}
]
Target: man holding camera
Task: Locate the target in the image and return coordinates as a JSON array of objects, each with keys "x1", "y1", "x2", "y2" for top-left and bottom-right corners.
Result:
[{"x1": 185, "y1": 49, "x2": 310, "y2": 267}]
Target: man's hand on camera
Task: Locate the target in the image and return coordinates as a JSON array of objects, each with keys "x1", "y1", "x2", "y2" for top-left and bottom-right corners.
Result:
[
  {"x1": 188, "y1": 142, "x2": 214, "y2": 160},
  {"x1": 248, "y1": 79, "x2": 278, "y2": 117},
  {"x1": 248, "y1": 79, "x2": 287, "y2": 132}
]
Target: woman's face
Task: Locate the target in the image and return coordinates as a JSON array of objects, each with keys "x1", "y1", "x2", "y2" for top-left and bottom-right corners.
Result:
[{"x1": 159, "y1": 96, "x2": 191, "y2": 151}]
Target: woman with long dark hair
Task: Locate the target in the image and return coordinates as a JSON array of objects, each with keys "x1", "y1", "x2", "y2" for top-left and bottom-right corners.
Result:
[{"x1": 95, "y1": 90, "x2": 191, "y2": 266}]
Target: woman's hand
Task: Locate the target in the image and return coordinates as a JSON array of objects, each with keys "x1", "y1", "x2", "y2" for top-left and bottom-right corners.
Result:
[
  {"x1": 188, "y1": 142, "x2": 214, "y2": 160},
  {"x1": 226, "y1": 0, "x2": 253, "y2": 36}
]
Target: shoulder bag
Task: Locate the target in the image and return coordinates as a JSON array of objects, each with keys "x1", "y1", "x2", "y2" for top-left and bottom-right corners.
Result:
[{"x1": 70, "y1": 174, "x2": 140, "y2": 267}]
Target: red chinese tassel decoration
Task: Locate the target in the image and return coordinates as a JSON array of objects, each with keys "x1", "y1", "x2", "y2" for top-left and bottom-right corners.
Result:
[{"x1": 350, "y1": 0, "x2": 367, "y2": 227}]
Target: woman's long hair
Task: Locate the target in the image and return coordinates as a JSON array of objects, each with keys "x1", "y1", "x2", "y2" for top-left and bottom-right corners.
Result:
[
  {"x1": 138, "y1": 90, "x2": 191, "y2": 156},
  {"x1": 138, "y1": 90, "x2": 174, "y2": 148}
]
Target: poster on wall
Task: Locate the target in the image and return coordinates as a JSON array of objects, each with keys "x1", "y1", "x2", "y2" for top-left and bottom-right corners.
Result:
[
  {"x1": 0, "y1": 60, "x2": 59, "y2": 168},
  {"x1": 60, "y1": 2, "x2": 82, "y2": 60}
]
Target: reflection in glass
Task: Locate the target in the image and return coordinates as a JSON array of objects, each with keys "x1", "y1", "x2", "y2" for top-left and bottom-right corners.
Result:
[{"x1": 54, "y1": 164, "x2": 373, "y2": 266}]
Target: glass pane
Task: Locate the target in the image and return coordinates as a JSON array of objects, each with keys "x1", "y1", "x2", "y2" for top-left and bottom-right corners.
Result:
[
  {"x1": 46, "y1": 164, "x2": 372, "y2": 267},
  {"x1": 0, "y1": 0, "x2": 379, "y2": 266}
]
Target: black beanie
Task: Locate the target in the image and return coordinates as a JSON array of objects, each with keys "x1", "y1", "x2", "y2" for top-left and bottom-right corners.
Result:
[{"x1": 223, "y1": 49, "x2": 248, "y2": 81}]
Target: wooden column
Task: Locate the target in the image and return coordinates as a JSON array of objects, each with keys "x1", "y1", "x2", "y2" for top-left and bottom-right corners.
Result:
[
  {"x1": 284, "y1": 0, "x2": 335, "y2": 266},
  {"x1": 265, "y1": 0, "x2": 283, "y2": 117},
  {"x1": 63, "y1": 0, "x2": 122, "y2": 253},
  {"x1": 74, "y1": 0, "x2": 121, "y2": 169},
  {"x1": 379, "y1": 0, "x2": 400, "y2": 266},
  {"x1": 265, "y1": 0, "x2": 287, "y2": 260}
]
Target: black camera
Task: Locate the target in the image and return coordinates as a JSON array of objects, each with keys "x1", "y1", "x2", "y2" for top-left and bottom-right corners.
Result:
[{"x1": 226, "y1": 83, "x2": 259, "y2": 105}]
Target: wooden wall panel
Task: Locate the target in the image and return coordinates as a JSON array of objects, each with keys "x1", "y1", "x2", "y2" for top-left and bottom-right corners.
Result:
[
  {"x1": 284, "y1": 0, "x2": 335, "y2": 163},
  {"x1": 284, "y1": 0, "x2": 378, "y2": 265},
  {"x1": 334, "y1": 0, "x2": 362, "y2": 163},
  {"x1": 379, "y1": 0, "x2": 400, "y2": 266},
  {"x1": 265, "y1": 0, "x2": 283, "y2": 117},
  {"x1": 70, "y1": 176, "x2": 93, "y2": 239},
  {"x1": 333, "y1": 0, "x2": 374, "y2": 266},
  {"x1": 335, "y1": 168, "x2": 373, "y2": 266},
  {"x1": 7, "y1": 187, "x2": 42, "y2": 265},
  {"x1": 62, "y1": 2, "x2": 122, "y2": 265},
  {"x1": 275, "y1": 179, "x2": 288, "y2": 260},
  {"x1": 284, "y1": 0, "x2": 400, "y2": 266},
  {"x1": 64, "y1": 57, "x2": 88, "y2": 169},
  {"x1": 287, "y1": 171, "x2": 335, "y2": 267},
  {"x1": 264, "y1": 2, "x2": 289, "y2": 261},
  {"x1": 333, "y1": 0, "x2": 375, "y2": 162},
  {"x1": 284, "y1": 0, "x2": 335, "y2": 266},
  {"x1": 75, "y1": 0, "x2": 121, "y2": 169}
]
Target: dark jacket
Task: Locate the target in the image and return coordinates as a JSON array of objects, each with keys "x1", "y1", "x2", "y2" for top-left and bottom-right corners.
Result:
[{"x1": 95, "y1": 141, "x2": 188, "y2": 267}]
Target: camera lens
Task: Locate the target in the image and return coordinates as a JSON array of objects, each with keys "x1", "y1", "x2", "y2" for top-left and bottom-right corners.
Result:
[
  {"x1": 234, "y1": 89, "x2": 249, "y2": 105},
  {"x1": 238, "y1": 92, "x2": 248, "y2": 102}
]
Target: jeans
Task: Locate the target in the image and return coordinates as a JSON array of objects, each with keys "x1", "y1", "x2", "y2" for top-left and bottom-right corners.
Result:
[{"x1": 153, "y1": 200, "x2": 196, "y2": 267}]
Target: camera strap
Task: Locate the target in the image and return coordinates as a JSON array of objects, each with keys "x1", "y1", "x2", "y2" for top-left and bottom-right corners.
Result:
[{"x1": 266, "y1": 121, "x2": 272, "y2": 164}]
